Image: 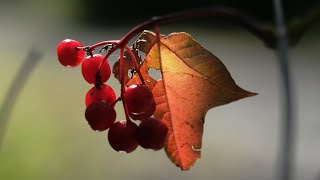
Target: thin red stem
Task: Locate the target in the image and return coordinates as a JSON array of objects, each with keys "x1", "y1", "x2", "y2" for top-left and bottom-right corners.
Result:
[
  {"x1": 111, "y1": 97, "x2": 121, "y2": 107},
  {"x1": 124, "y1": 45, "x2": 146, "y2": 85},
  {"x1": 95, "y1": 41, "x2": 120, "y2": 84},
  {"x1": 119, "y1": 48, "x2": 131, "y2": 122},
  {"x1": 88, "y1": 40, "x2": 118, "y2": 51},
  {"x1": 98, "y1": 42, "x2": 119, "y2": 69}
]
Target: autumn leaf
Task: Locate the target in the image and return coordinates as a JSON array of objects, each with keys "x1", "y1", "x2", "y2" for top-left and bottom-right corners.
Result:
[{"x1": 113, "y1": 30, "x2": 257, "y2": 170}]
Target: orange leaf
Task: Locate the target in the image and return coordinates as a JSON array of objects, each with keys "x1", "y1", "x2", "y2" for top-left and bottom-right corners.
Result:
[
  {"x1": 112, "y1": 30, "x2": 257, "y2": 170},
  {"x1": 138, "y1": 30, "x2": 257, "y2": 170}
]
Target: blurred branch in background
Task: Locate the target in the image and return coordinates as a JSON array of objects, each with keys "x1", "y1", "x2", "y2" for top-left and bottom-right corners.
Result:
[
  {"x1": 0, "y1": 49, "x2": 42, "y2": 149},
  {"x1": 272, "y1": 1, "x2": 295, "y2": 180}
]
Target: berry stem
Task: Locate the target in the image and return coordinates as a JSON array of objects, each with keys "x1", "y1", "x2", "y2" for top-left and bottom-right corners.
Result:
[
  {"x1": 124, "y1": 45, "x2": 146, "y2": 85},
  {"x1": 119, "y1": 48, "x2": 131, "y2": 123},
  {"x1": 100, "y1": 44, "x2": 119, "y2": 68},
  {"x1": 84, "y1": 40, "x2": 118, "y2": 52},
  {"x1": 111, "y1": 97, "x2": 121, "y2": 107},
  {"x1": 95, "y1": 41, "x2": 120, "y2": 84}
]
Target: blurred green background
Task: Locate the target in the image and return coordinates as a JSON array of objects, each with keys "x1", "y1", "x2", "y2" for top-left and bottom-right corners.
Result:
[{"x1": 0, "y1": 0, "x2": 320, "y2": 180}]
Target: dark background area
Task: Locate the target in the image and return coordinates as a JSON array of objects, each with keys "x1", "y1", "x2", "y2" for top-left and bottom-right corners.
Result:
[{"x1": 78, "y1": 0, "x2": 320, "y2": 26}]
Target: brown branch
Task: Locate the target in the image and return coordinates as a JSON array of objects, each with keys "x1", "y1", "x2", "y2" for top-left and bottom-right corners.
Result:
[
  {"x1": 118, "y1": 6, "x2": 276, "y2": 48},
  {"x1": 116, "y1": 5, "x2": 320, "y2": 50}
]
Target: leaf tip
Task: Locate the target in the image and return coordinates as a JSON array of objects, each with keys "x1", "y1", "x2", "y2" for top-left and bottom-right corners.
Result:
[{"x1": 246, "y1": 91, "x2": 258, "y2": 97}]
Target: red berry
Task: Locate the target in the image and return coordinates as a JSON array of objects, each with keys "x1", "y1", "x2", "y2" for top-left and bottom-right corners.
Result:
[
  {"x1": 124, "y1": 84, "x2": 154, "y2": 115},
  {"x1": 85, "y1": 100, "x2": 116, "y2": 131},
  {"x1": 129, "y1": 100, "x2": 156, "y2": 121},
  {"x1": 82, "y1": 54, "x2": 111, "y2": 84},
  {"x1": 108, "y1": 120, "x2": 139, "y2": 153},
  {"x1": 136, "y1": 117, "x2": 168, "y2": 150},
  {"x1": 57, "y1": 39, "x2": 85, "y2": 67},
  {"x1": 85, "y1": 84, "x2": 117, "y2": 107}
]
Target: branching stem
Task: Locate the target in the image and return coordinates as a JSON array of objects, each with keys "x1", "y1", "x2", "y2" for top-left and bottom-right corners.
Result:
[
  {"x1": 117, "y1": 7, "x2": 275, "y2": 48},
  {"x1": 124, "y1": 45, "x2": 145, "y2": 85},
  {"x1": 119, "y1": 48, "x2": 131, "y2": 122}
]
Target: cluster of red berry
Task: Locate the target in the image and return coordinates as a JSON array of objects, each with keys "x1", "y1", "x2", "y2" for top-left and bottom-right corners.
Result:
[{"x1": 56, "y1": 39, "x2": 168, "y2": 153}]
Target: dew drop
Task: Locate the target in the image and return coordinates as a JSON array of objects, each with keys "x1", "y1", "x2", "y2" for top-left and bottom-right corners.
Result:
[
  {"x1": 118, "y1": 150, "x2": 127, "y2": 154},
  {"x1": 191, "y1": 145, "x2": 201, "y2": 152}
]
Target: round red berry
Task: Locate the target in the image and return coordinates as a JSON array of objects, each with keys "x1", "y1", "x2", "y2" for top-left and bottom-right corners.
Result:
[
  {"x1": 108, "y1": 120, "x2": 139, "y2": 153},
  {"x1": 124, "y1": 84, "x2": 154, "y2": 115},
  {"x1": 136, "y1": 117, "x2": 168, "y2": 150},
  {"x1": 85, "y1": 84, "x2": 117, "y2": 107},
  {"x1": 85, "y1": 100, "x2": 116, "y2": 131},
  {"x1": 57, "y1": 39, "x2": 85, "y2": 67},
  {"x1": 82, "y1": 54, "x2": 111, "y2": 84}
]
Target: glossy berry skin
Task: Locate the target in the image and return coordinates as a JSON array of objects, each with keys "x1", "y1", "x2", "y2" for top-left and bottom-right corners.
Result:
[
  {"x1": 129, "y1": 100, "x2": 156, "y2": 121},
  {"x1": 57, "y1": 39, "x2": 85, "y2": 67},
  {"x1": 82, "y1": 54, "x2": 111, "y2": 84},
  {"x1": 124, "y1": 84, "x2": 154, "y2": 115},
  {"x1": 108, "y1": 120, "x2": 139, "y2": 153},
  {"x1": 85, "y1": 84, "x2": 116, "y2": 107},
  {"x1": 136, "y1": 117, "x2": 168, "y2": 150},
  {"x1": 85, "y1": 100, "x2": 116, "y2": 131}
]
